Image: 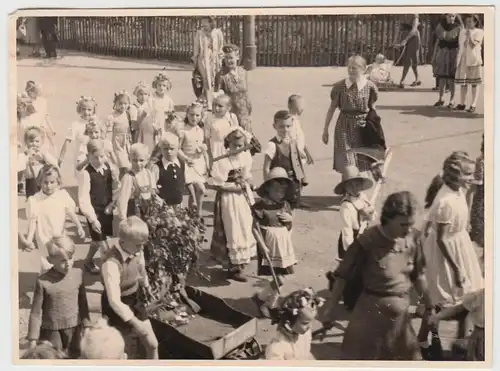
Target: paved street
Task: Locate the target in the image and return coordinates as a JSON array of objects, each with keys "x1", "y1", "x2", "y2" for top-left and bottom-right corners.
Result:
[{"x1": 15, "y1": 50, "x2": 484, "y2": 359}]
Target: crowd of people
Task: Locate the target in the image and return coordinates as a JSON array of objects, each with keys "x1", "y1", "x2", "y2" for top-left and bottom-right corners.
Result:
[{"x1": 16, "y1": 14, "x2": 485, "y2": 362}]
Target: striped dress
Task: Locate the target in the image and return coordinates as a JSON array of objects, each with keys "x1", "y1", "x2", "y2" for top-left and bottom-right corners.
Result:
[{"x1": 330, "y1": 78, "x2": 378, "y2": 173}]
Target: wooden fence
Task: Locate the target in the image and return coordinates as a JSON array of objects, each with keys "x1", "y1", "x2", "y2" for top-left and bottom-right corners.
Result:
[{"x1": 56, "y1": 15, "x2": 442, "y2": 67}]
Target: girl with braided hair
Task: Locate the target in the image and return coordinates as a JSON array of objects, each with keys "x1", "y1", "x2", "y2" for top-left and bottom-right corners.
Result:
[{"x1": 418, "y1": 151, "x2": 483, "y2": 358}]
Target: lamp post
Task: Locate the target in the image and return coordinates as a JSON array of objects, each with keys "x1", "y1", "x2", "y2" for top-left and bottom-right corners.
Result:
[{"x1": 243, "y1": 15, "x2": 256, "y2": 71}]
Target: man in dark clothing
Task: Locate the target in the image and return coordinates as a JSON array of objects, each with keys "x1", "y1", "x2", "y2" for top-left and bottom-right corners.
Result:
[{"x1": 38, "y1": 17, "x2": 58, "y2": 58}]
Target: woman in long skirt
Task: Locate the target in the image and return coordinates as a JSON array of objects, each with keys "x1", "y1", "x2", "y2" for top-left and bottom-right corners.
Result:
[
  {"x1": 321, "y1": 191, "x2": 434, "y2": 360},
  {"x1": 322, "y1": 55, "x2": 378, "y2": 176},
  {"x1": 433, "y1": 14, "x2": 462, "y2": 108},
  {"x1": 192, "y1": 16, "x2": 224, "y2": 110}
]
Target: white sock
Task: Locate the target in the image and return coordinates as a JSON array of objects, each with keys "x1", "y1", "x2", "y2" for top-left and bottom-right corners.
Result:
[
  {"x1": 459, "y1": 85, "x2": 467, "y2": 105},
  {"x1": 471, "y1": 86, "x2": 479, "y2": 107}
]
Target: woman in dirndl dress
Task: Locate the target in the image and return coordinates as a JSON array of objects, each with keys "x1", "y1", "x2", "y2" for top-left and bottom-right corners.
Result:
[
  {"x1": 321, "y1": 191, "x2": 434, "y2": 360},
  {"x1": 322, "y1": 55, "x2": 378, "y2": 177},
  {"x1": 454, "y1": 14, "x2": 484, "y2": 113},
  {"x1": 433, "y1": 14, "x2": 462, "y2": 108}
]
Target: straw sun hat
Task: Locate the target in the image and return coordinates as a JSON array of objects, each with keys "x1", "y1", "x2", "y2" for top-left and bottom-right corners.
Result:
[
  {"x1": 334, "y1": 165, "x2": 374, "y2": 195},
  {"x1": 257, "y1": 167, "x2": 294, "y2": 198}
]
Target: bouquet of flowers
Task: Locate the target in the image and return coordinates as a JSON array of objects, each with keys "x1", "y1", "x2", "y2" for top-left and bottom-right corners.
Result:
[{"x1": 135, "y1": 196, "x2": 207, "y2": 311}]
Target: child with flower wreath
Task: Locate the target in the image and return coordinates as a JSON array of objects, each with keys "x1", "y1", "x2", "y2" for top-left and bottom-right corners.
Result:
[
  {"x1": 132, "y1": 81, "x2": 158, "y2": 153},
  {"x1": 151, "y1": 72, "x2": 175, "y2": 133},
  {"x1": 106, "y1": 90, "x2": 135, "y2": 178},
  {"x1": 265, "y1": 288, "x2": 324, "y2": 360}
]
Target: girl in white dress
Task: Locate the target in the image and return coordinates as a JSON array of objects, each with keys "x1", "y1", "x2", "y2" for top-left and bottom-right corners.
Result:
[
  {"x1": 133, "y1": 81, "x2": 158, "y2": 153},
  {"x1": 116, "y1": 143, "x2": 157, "y2": 222},
  {"x1": 419, "y1": 151, "x2": 483, "y2": 355},
  {"x1": 265, "y1": 288, "x2": 324, "y2": 360},
  {"x1": 58, "y1": 96, "x2": 98, "y2": 176},
  {"x1": 151, "y1": 73, "x2": 175, "y2": 136},
  {"x1": 205, "y1": 94, "x2": 252, "y2": 165},
  {"x1": 23, "y1": 164, "x2": 85, "y2": 273},
  {"x1": 454, "y1": 14, "x2": 484, "y2": 113},
  {"x1": 24, "y1": 81, "x2": 56, "y2": 153},
  {"x1": 106, "y1": 90, "x2": 134, "y2": 178},
  {"x1": 210, "y1": 128, "x2": 256, "y2": 282},
  {"x1": 178, "y1": 102, "x2": 209, "y2": 216}
]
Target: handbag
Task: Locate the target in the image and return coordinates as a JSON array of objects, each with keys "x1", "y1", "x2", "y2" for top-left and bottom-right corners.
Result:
[{"x1": 191, "y1": 67, "x2": 203, "y2": 99}]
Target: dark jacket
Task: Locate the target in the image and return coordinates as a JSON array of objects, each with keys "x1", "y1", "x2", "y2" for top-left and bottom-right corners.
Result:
[{"x1": 360, "y1": 109, "x2": 386, "y2": 152}]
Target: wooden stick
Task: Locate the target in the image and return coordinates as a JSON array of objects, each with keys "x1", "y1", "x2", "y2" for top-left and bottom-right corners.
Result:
[{"x1": 212, "y1": 144, "x2": 254, "y2": 163}]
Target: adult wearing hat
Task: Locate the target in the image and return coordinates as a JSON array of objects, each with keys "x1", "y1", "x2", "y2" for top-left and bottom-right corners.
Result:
[
  {"x1": 334, "y1": 165, "x2": 375, "y2": 260},
  {"x1": 253, "y1": 167, "x2": 297, "y2": 318}
]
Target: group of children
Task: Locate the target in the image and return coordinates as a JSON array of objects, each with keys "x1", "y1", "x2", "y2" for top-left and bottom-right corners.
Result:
[
  {"x1": 16, "y1": 38, "x2": 485, "y2": 360},
  {"x1": 16, "y1": 42, "x2": 325, "y2": 360}
]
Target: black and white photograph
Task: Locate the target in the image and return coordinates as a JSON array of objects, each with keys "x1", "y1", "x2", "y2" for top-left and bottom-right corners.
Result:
[{"x1": 12, "y1": 7, "x2": 492, "y2": 365}]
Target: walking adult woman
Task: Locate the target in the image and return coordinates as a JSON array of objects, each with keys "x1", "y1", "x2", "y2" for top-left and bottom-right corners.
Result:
[
  {"x1": 433, "y1": 14, "x2": 462, "y2": 108},
  {"x1": 395, "y1": 14, "x2": 422, "y2": 88},
  {"x1": 322, "y1": 55, "x2": 378, "y2": 177},
  {"x1": 321, "y1": 191, "x2": 434, "y2": 360},
  {"x1": 38, "y1": 17, "x2": 59, "y2": 59},
  {"x1": 192, "y1": 16, "x2": 224, "y2": 110}
]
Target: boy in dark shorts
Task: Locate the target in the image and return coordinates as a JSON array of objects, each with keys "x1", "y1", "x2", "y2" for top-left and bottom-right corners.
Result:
[{"x1": 78, "y1": 138, "x2": 119, "y2": 273}]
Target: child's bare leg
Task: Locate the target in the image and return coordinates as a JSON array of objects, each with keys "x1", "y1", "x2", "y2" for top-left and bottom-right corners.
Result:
[
  {"x1": 84, "y1": 242, "x2": 101, "y2": 273},
  {"x1": 194, "y1": 182, "x2": 206, "y2": 217},
  {"x1": 186, "y1": 183, "x2": 196, "y2": 210}
]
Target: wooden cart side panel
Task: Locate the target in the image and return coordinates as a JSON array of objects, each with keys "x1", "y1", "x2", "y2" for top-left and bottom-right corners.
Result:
[{"x1": 211, "y1": 318, "x2": 259, "y2": 360}]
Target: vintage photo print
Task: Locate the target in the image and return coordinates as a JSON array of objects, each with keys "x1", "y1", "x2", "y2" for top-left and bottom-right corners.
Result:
[{"x1": 10, "y1": 6, "x2": 493, "y2": 367}]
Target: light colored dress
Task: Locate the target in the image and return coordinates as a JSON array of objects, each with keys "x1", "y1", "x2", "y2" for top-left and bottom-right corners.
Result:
[
  {"x1": 181, "y1": 125, "x2": 207, "y2": 184},
  {"x1": 210, "y1": 150, "x2": 256, "y2": 267},
  {"x1": 134, "y1": 98, "x2": 157, "y2": 153},
  {"x1": 265, "y1": 329, "x2": 313, "y2": 360},
  {"x1": 205, "y1": 112, "x2": 239, "y2": 160},
  {"x1": 151, "y1": 93, "x2": 175, "y2": 133},
  {"x1": 66, "y1": 118, "x2": 88, "y2": 176},
  {"x1": 26, "y1": 188, "x2": 76, "y2": 271},
  {"x1": 107, "y1": 111, "x2": 131, "y2": 169},
  {"x1": 423, "y1": 184, "x2": 484, "y2": 307},
  {"x1": 193, "y1": 28, "x2": 224, "y2": 98},
  {"x1": 455, "y1": 28, "x2": 484, "y2": 85}
]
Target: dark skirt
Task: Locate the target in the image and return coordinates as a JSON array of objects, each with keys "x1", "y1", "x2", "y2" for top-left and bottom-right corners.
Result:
[
  {"x1": 433, "y1": 47, "x2": 458, "y2": 79},
  {"x1": 209, "y1": 191, "x2": 231, "y2": 268},
  {"x1": 25, "y1": 177, "x2": 39, "y2": 198},
  {"x1": 101, "y1": 289, "x2": 148, "y2": 332},
  {"x1": 88, "y1": 209, "x2": 113, "y2": 242},
  {"x1": 341, "y1": 291, "x2": 421, "y2": 360},
  {"x1": 39, "y1": 325, "x2": 82, "y2": 358},
  {"x1": 399, "y1": 33, "x2": 421, "y2": 65},
  {"x1": 470, "y1": 185, "x2": 484, "y2": 247}
]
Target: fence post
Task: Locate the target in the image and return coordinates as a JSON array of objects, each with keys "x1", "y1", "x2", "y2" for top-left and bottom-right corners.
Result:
[{"x1": 243, "y1": 15, "x2": 256, "y2": 70}]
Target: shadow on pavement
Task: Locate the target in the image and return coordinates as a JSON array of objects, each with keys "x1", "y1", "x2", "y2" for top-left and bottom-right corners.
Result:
[
  {"x1": 377, "y1": 105, "x2": 484, "y2": 119},
  {"x1": 311, "y1": 340, "x2": 342, "y2": 360},
  {"x1": 17, "y1": 50, "x2": 193, "y2": 72},
  {"x1": 299, "y1": 195, "x2": 343, "y2": 212}
]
